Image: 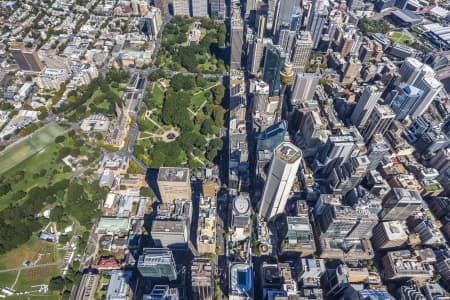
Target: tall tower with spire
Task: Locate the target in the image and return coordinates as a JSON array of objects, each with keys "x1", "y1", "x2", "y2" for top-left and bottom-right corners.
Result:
[{"x1": 277, "y1": 62, "x2": 295, "y2": 122}]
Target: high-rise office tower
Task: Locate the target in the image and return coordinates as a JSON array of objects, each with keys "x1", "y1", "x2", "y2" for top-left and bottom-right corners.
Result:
[
  {"x1": 137, "y1": 248, "x2": 177, "y2": 280},
  {"x1": 230, "y1": 13, "x2": 244, "y2": 70},
  {"x1": 372, "y1": 41, "x2": 384, "y2": 60},
  {"x1": 266, "y1": 0, "x2": 278, "y2": 32},
  {"x1": 308, "y1": 7, "x2": 328, "y2": 49},
  {"x1": 173, "y1": 0, "x2": 190, "y2": 15},
  {"x1": 263, "y1": 44, "x2": 286, "y2": 96},
  {"x1": 398, "y1": 57, "x2": 435, "y2": 86},
  {"x1": 338, "y1": 33, "x2": 353, "y2": 57},
  {"x1": 366, "y1": 134, "x2": 390, "y2": 171},
  {"x1": 315, "y1": 135, "x2": 356, "y2": 176},
  {"x1": 249, "y1": 37, "x2": 264, "y2": 75},
  {"x1": 316, "y1": 198, "x2": 377, "y2": 240},
  {"x1": 209, "y1": 0, "x2": 225, "y2": 18},
  {"x1": 139, "y1": 7, "x2": 162, "y2": 40},
  {"x1": 360, "y1": 104, "x2": 395, "y2": 143},
  {"x1": 358, "y1": 41, "x2": 374, "y2": 63},
  {"x1": 371, "y1": 221, "x2": 408, "y2": 250},
  {"x1": 256, "y1": 15, "x2": 266, "y2": 38},
  {"x1": 259, "y1": 142, "x2": 302, "y2": 220},
  {"x1": 410, "y1": 76, "x2": 442, "y2": 119},
  {"x1": 10, "y1": 42, "x2": 45, "y2": 72},
  {"x1": 274, "y1": 0, "x2": 300, "y2": 33},
  {"x1": 350, "y1": 85, "x2": 382, "y2": 128},
  {"x1": 291, "y1": 73, "x2": 320, "y2": 105},
  {"x1": 245, "y1": 0, "x2": 257, "y2": 20},
  {"x1": 252, "y1": 80, "x2": 270, "y2": 113},
  {"x1": 291, "y1": 31, "x2": 313, "y2": 74},
  {"x1": 350, "y1": 32, "x2": 362, "y2": 56},
  {"x1": 191, "y1": 0, "x2": 208, "y2": 16},
  {"x1": 278, "y1": 62, "x2": 295, "y2": 122},
  {"x1": 389, "y1": 84, "x2": 423, "y2": 121},
  {"x1": 341, "y1": 57, "x2": 362, "y2": 85},
  {"x1": 157, "y1": 167, "x2": 192, "y2": 203},
  {"x1": 146, "y1": 285, "x2": 179, "y2": 299},
  {"x1": 290, "y1": 11, "x2": 303, "y2": 32},
  {"x1": 154, "y1": 0, "x2": 169, "y2": 14},
  {"x1": 328, "y1": 156, "x2": 371, "y2": 196},
  {"x1": 380, "y1": 188, "x2": 423, "y2": 221},
  {"x1": 277, "y1": 27, "x2": 296, "y2": 56}
]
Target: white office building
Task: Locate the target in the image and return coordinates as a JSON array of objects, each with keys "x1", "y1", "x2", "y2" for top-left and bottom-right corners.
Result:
[{"x1": 259, "y1": 142, "x2": 302, "y2": 221}]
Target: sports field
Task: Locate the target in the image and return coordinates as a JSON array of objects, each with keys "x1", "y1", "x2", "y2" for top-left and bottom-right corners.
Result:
[
  {"x1": 0, "y1": 123, "x2": 65, "y2": 174},
  {"x1": 388, "y1": 31, "x2": 413, "y2": 44}
]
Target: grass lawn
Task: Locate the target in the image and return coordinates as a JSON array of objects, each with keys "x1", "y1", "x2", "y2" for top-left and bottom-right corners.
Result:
[
  {"x1": 389, "y1": 31, "x2": 413, "y2": 44},
  {"x1": 0, "y1": 237, "x2": 57, "y2": 270},
  {"x1": 15, "y1": 265, "x2": 60, "y2": 291},
  {"x1": 190, "y1": 92, "x2": 207, "y2": 111},
  {"x1": 0, "y1": 237, "x2": 61, "y2": 292},
  {"x1": 0, "y1": 270, "x2": 19, "y2": 288},
  {"x1": 0, "y1": 141, "x2": 72, "y2": 211},
  {"x1": 7, "y1": 294, "x2": 61, "y2": 300},
  {"x1": 0, "y1": 131, "x2": 97, "y2": 211},
  {"x1": 0, "y1": 123, "x2": 65, "y2": 174},
  {"x1": 151, "y1": 83, "x2": 165, "y2": 107}
]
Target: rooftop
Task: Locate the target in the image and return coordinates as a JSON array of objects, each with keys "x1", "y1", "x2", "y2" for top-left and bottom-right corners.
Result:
[
  {"x1": 152, "y1": 220, "x2": 185, "y2": 233},
  {"x1": 230, "y1": 263, "x2": 252, "y2": 294},
  {"x1": 157, "y1": 167, "x2": 189, "y2": 182},
  {"x1": 274, "y1": 142, "x2": 302, "y2": 163},
  {"x1": 383, "y1": 221, "x2": 408, "y2": 240},
  {"x1": 138, "y1": 248, "x2": 174, "y2": 267}
]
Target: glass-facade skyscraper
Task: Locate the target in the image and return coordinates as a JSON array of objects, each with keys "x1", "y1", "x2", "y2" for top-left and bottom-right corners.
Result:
[{"x1": 263, "y1": 44, "x2": 286, "y2": 96}]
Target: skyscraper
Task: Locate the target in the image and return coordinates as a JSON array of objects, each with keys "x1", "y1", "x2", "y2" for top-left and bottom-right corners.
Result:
[
  {"x1": 274, "y1": 0, "x2": 300, "y2": 32},
  {"x1": 338, "y1": 33, "x2": 353, "y2": 57},
  {"x1": 350, "y1": 85, "x2": 382, "y2": 128},
  {"x1": 209, "y1": 0, "x2": 225, "y2": 18},
  {"x1": 410, "y1": 76, "x2": 442, "y2": 119},
  {"x1": 341, "y1": 57, "x2": 362, "y2": 85},
  {"x1": 291, "y1": 31, "x2": 313, "y2": 74},
  {"x1": 230, "y1": 13, "x2": 244, "y2": 70},
  {"x1": 137, "y1": 248, "x2": 177, "y2": 280},
  {"x1": 157, "y1": 167, "x2": 192, "y2": 203},
  {"x1": 245, "y1": 0, "x2": 257, "y2": 20},
  {"x1": 256, "y1": 15, "x2": 266, "y2": 38},
  {"x1": 366, "y1": 134, "x2": 390, "y2": 171},
  {"x1": 259, "y1": 142, "x2": 302, "y2": 220},
  {"x1": 290, "y1": 11, "x2": 303, "y2": 32},
  {"x1": 291, "y1": 73, "x2": 319, "y2": 105},
  {"x1": 10, "y1": 42, "x2": 45, "y2": 72},
  {"x1": 380, "y1": 188, "x2": 423, "y2": 221},
  {"x1": 263, "y1": 44, "x2": 286, "y2": 96},
  {"x1": 252, "y1": 80, "x2": 270, "y2": 113},
  {"x1": 360, "y1": 104, "x2": 395, "y2": 143},
  {"x1": 138, "y1": 7, "x2": 162, "y2": 40},
  {"x1": 154, "y1": 0, "x2": 169, "y2": 14},
  {"x1": 191, "y1": 0, "x2": 208, "y2": 16},
  {"x1": 308, "y1": 6, "x2": 328, "y2": 49},
  {"x1": 173, "y1": 0, "x2": 190, "y2": 15},
  {"x1": 249, "y1": 37, "x2": 264, "y2": 75},
  {"x1": 266, "y1": 0, "x2": 278, "y2": 32},
  {"x1": 278, "y1": 62, "x2": 295, "y2": 122},
  {"x1": 315, "y1": 135, "x2": 356, "y2": 176},
  {"x1": 277, "y1": 27, "x2": 296, "y2": 56},
  {"x1": 389, "y1": 84, "x2": 423, "y2": 121},
  {"x1": 398, "y1": 57, "x2": 435, "y2": 86}
]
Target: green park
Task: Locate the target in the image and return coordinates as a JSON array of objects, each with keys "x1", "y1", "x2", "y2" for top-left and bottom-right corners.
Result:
[
  {"x1": 156, "y1": 16, "x2": 227, "y2": 74},
  {"x1": 135, "y1": 71, "x2": 225, "y2": 169}
]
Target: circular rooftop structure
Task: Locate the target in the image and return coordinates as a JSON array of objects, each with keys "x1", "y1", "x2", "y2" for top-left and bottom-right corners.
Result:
[{"x1": 233, "y1": 195, "x2": 250, "y2": 215}]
